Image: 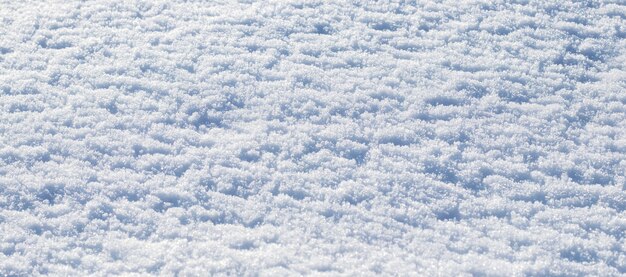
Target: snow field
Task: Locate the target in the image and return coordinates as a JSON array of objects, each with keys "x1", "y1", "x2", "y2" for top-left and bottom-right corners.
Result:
[{"x1": 1, "y1": 0, "x2": 625, "y2": 275}]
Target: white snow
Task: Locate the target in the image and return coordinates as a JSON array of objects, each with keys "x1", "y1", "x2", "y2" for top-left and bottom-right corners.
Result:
[{"x1": 1, "y1": 0, "x2": 625, "y2": 275}]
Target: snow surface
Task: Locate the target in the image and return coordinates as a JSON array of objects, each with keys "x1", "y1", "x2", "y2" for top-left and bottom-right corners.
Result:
[{"x1": 1, "y1": 0, "x2": 625, "y2": 275}]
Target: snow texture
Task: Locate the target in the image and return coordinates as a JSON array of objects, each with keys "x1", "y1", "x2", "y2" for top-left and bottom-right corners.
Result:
[{"x1": 1, "y1": 0, "x2": 626, "y2": 275}]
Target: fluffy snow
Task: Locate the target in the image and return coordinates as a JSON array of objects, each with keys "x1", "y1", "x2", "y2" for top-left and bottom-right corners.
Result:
[{"x1": 1, "y1": 0, "x2": 625, "y2": 275}]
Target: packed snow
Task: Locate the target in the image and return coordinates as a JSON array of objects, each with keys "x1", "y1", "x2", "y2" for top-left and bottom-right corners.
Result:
[{"x1": 1, "y1": 0, "x2": 625, "y2": 275}]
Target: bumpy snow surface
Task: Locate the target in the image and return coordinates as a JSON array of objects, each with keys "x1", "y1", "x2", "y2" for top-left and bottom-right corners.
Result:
[{"x1": 1, "y1": 0, "x2": 625, "y2": 275}]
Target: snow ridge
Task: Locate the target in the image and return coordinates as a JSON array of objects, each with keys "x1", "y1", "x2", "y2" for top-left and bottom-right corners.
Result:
[{"x1": 1, "y1": 1, "x2": 625, "y2": 275}]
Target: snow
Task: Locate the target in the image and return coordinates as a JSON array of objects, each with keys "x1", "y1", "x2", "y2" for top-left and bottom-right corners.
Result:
[{"x1": 1, "y1": 0, "x2": 625, "y2": 275}]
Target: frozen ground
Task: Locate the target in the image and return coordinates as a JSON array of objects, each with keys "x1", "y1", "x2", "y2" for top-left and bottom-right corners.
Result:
[{"x1": 1, "y1": 0, "x2": 625, "y2": 275}]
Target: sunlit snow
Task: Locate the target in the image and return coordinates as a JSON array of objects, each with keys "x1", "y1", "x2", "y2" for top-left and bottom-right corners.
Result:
[{"x1": 1, "y1": 1, "x2": 625, "y2": 275}]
